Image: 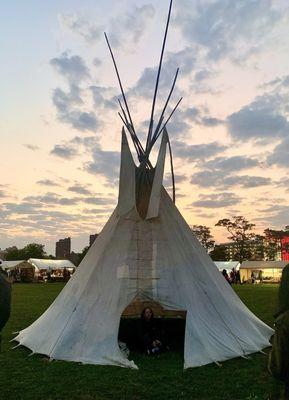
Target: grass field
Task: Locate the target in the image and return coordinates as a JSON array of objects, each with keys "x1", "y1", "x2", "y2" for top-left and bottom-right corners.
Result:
[{"x1": 0, "y1": 283, "x2": 283, "y2": 400}]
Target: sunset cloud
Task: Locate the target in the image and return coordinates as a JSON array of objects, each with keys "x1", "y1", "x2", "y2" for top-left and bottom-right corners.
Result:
[
  {"x1": 174, "y1": 0, "x2": 288, "y2": 62},
  {"x1": 50, "y1": 52, "x2": 90, "y2": 83},
  {"x1": 2, "y1": 0, "x2": 289, "y2": 253},
  {"x1": 192, "y1": 192, "x2": 241, "y2": 208},
  {"x1": 51, "y1": 144, "x2": 79, "y2": 159}
]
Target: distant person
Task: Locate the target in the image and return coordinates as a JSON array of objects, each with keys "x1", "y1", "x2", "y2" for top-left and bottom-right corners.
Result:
[
  {"x1": 235, "y1": 270, "x2": 241, "y2": 284},
  {"x1": 138, "y1": 307, "x2": 164, "y2": 355},
  {"x1": 222, "y1": 269, "x2": 231, "y2": 284},
  {"x1": 258, "y1": 270, "x2": 263, "y2": 283},
  {"x1": 230, "y1": 268, "x2": 236, "y2": 284},
  {"x1": 63, "y1": 268, "x2": 71, "y2": 282},
  {"x1": 0, "y1": 266, "x2": 12, "y2": 351},
  {"x1": 268, "y1": 264, "x2": 289, "y2": 398}
]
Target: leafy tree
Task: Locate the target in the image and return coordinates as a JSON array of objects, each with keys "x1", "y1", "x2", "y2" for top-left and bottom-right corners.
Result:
[
  {"x1": 78, "y1": 246, "x2": 90, "y2": 264},
  {"x1": 209, "y1": 244, "x2": 228, "y2": 261},
  {"x1": 215, "y1": 216, "x2": 256, "y2": 262},
  {"x1": 191, "y1": 225, "x2": 215, "y2": 252},
  {"x1": 263, "y1": 229, "x2": 282, "y2": 260},
  {"x1": 22, "y1": 243, "x2": 46, "y2": 259},
  {"x1": 249, "y1": 234, "x2": 265, "y2": 260},
  {"x1": 5, "y1": 247, "x2": 22, "y2": 261},
  {"x1": 5, "y1": 243, "x2": 46, "y2": 260}
]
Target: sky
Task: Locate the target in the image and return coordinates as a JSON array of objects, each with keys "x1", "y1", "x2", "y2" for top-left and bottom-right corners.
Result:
[{"x1": 1, "y1": 0, "x2": 289, "y2": 255}]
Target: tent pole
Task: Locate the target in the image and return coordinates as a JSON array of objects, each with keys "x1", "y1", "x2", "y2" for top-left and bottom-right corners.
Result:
[
  {"x1": 117, "y1": 113, "x2": 141, "y2": 158},
  {"x1": 104, "y1": 33, "x2": 137, "y2": 137},
  {"x1": 151, "y1": 68, "x2": 179, "y2": 143},
  {"x1": 146, "y1": 0, "x2": 173, "y2": 151},
  {"x1": 118, "y1": 99, "x2": 146, "y2": 158},
  {"x1": 153, "y1": 97, "x2": 183, "y2": 144}
]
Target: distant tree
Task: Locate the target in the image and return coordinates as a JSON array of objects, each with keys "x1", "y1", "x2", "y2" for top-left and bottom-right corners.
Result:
[
  {"x1": 215, "y1": 216, "x2": 256, "y2": 262},
  {"x1": 5, "y1": 247, "x2": 22, "y2": 261},
  {"x1": 249, "y1": 234, "x2": 265, "y2": 260},
  {"x1": 22, "y1": 243, "x2": 46, "y2": 259},
  {"x1": 264, "y1": 229, "x2": 282, "y2": 260},
  {"x1": 78, "y1": 246, "x2": 90, "y2": 264},
  {"x1": 191, "y1": 225, "x2": 215, "y2": 252},
  {"x1": 209, "y1": 244, "x2": 228, "y2": 261},
  {"x1": 5, "y1": 243, "x2": 46, "y2": 260},
  {"x1": 68, "y1": 251, "x2": 81, "y2": 267}
]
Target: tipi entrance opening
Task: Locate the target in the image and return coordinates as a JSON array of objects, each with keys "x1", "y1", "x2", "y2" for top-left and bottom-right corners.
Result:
[{"x1": 118, "y1": 299, "x2": 187, "y2": 354}]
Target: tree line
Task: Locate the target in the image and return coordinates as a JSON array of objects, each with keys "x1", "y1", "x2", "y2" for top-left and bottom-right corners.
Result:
[
  {"x1": 192, "y1": 216, "x2": 289, "y2": 262},
  {"x1": 2, "y1": 243, "x2": 89, "y2": 266},
  {"x1": 3, "y1": 243, "x2": 47, "y2": 261},
  {"x1": 2, "y1": 216, "x2": 289, "y2": 264}
]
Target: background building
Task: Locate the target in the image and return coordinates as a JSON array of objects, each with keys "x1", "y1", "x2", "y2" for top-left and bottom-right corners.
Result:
[
  {"x1": 219, "y1": 240, "x2": 264, "y2": 262},
  {"x1": 281, "y1": 236, "x2": 289, "y2": 261},
  {"x1": 55, "y1": 237, "x2": 71, "y2": 259}
]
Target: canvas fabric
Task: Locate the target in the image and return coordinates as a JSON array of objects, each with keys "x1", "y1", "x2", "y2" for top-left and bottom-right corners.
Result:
[{"x1": 15, "y1": 133, "x2": 274, "y2": 369}]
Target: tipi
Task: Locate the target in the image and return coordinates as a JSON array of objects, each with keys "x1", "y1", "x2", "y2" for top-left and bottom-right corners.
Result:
[{"x1": 14, "y1": 0, "x2": 273, "y2": 369}]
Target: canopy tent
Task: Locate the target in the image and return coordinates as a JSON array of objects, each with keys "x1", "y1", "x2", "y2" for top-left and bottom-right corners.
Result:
[
  {"x1": 14, "y1": 0, "x2": 273, "y2": 369},
  {"x1": 240, "y1": 261, "x2": 288, "y2": 283},
  {"x1": 27, "y1": 259, "x2": 76, "y2": 272},
  {"x1": 0, "y1": 260, "x2": 25, "y2": 271},
  {"x1": 241, "y1": 261, "x2": 288, "y2": 269},
  {"x1": 0, "y1": 259, "x2": 76, "y2": 273}
]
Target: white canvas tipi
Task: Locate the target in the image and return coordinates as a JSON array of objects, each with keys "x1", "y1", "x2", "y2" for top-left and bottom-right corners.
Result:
[
  {"x1": 15, "y1": 0, "x2": 273, "y2": 369},
  {"x1": 15, "y1": 129, "x2": 273, "y2": 369}
]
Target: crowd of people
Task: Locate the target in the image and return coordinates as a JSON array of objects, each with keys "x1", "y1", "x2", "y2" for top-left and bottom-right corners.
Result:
[
  {"x1": 2, "y1": 267, "x2": 72, "y2": 283},
  {"x1": 221, "y1": 268, "x2": 241, "y2": 284}
]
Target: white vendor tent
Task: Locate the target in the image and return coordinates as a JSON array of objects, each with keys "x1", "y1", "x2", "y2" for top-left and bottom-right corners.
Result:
[
  {"x1": 0, "y1": 260, "x2": 25, "y2": 272},
  {"x1": 240, "y1": 260, "x2": 288, "y2": 283},
  {"x1": 27, "y1": 259, "x2": 76, "y2": 272}
]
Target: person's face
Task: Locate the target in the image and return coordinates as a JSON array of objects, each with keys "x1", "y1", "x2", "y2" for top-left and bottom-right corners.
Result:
[{"x1": 144, "y1": 308, "x2": 152, "y2": 321}]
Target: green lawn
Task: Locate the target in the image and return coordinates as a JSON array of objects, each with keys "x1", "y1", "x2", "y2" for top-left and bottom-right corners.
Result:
[{"x1": 0, "y1": 283, "x2": 282, "y2": 400}]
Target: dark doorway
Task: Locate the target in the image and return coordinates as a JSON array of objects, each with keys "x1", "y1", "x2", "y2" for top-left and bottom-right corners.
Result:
[{"x1": 118, "y1": 301, "x2": 186, "y2": 353}]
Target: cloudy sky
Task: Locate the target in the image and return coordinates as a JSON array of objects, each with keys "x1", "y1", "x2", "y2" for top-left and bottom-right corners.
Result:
[{"x1": 1, "y1": 0, "x2": 289, "y2": 255}]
